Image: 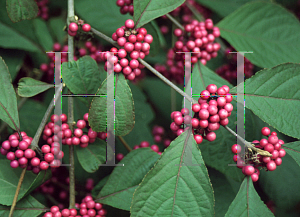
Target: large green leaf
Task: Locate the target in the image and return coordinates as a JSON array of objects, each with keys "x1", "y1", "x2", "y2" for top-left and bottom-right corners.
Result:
[
  {"x1": 48, "y1": 17, "x2": 66, "y2": 45},
  {"x1": 133, "y1": 0, "x2": 185, "y2": 28},
  {"x1": 96, "y1": 148, "x2": 160, "y2": 211},
  {"x1": 0, "y1": 195, "x2": 45, "y2": 217},
  {"x1": 0, "y1": 57, "x2": 20, "y2": 130},
  {"x1": 225, "y1": 177, "x2": 274, "y2": 216},
  {"x1": 119, "y1": 83, "x2": 154, "y2": 149},
  {"x1": 32, "y1": 18, "x2": 54, "y2": 51},
  {"x1": 6, "y1": 0, "x2": 38, "y2": 23},
  {"x1": 231, "y1": 63, "x2": 300, "y2": 139},
  {"x1": 195, "y1": 0, "x2": 262, "y2": 17},
  {"x1": 0, "y1": 21, "x2": 42, "y2": 53},
  {"x1": 0, "y1": 49, "x2": 25, "y2": 81},
  {"x1": 18, "y1": 77, "x2": 53, "y2": 97},
  {"x1": 258, "y1": 154, "x2": 300, "y2": 210},
  {"x1": 62, "y1": 56, "x2": 102, "y2": 107},
  {"x1": 19, "y1": 99, "x2": 47, "y2": 138},
  {"x1": 217, "y1": 1, "x2": 300, "y2": 68},
  {"x1": 75, "y1": 138, "x2": 107, "y2": 173},
  {"x1": 131, "y1": 130, "x2": 214, "y2": 217},
  {"x1": 282, "y1": 141, "x2": 300, "y2": 167},
  {"x1": 142, "y1": 78, "x2": 183, "y2": 123},
  {"x1": 208, "y1": 167, "x2": 236, "y2": 217},
  {"x1": 0, "y1": 160, "x2": 51, "y2": 206},
  {"x1": 89, "y1": 73, "x2": 135, "y2": 136},
  {"x1": 75, "y1": 0, "x2": 131, "y2": 36}
]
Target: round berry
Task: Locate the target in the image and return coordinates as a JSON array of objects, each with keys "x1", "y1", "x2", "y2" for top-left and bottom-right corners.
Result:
[
  {"x1": 231, "y1": 144, "x2": 242, "y2": 154},
  {"x1": 200, "y1": 90, "x2": 210, "y2": 99},
  {"x1": 243, "y1": 165, "x2": 255, "y2": 176},
  {"x1": 206, "y1": 132, "x2": 216, "y2": 141},
  {"x1": 278, "y1": 148, "x2": 286, "y2": 158},
  {"x1": 251, "y1": 173, "x2": 259, "y2": 182},
  {"x1": 198, "y1": 109, "x2": 209, "y2": 120},
  {"x1": 125, "y1": 19, "x2": 135, "y2": 29},
  {"x1": 69, "y1": 22, "x2": 78, "y2": 32},
  {"x1": 266, "y1": 160, "x2": 277, "y2": 171},
  {"x1": 268, "y1": 135, "x2": 278, "y2": 145},
  {"x1": 261, "y1": 127, "x2": 270, "y2": 136},
  {"x1": 194, "y1": 134, "x2": 203, "y2": 144},
  {"x1": 206, "y1": 84, "x2": 218, "y2": 94}
]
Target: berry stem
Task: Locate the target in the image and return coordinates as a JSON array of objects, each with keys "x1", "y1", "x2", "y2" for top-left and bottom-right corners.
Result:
[
  {"x1": 67, "y1": 0, "x2": 76, "y2": 209},
  {"x1": 91, "y1": 27, "x2": 120, "y2": 48},
  {"x1": 118, "y1": 136, "x2": 132, "y2": 152},
  {"x1": 31, "y1": 85, "x2": 63, "y2": 155},
  {"x1": 224, "y1": 125, "x2": 272, "y2": 157},
  {"x1": 165, "y1": 14, "x2": 184, "y2": 30},
  {"x1": 138, "y1": 58, "x2": 197, "y2": 104},
  {"x1": 9, "y1": 167, "x2": 27, "y2": 217}
]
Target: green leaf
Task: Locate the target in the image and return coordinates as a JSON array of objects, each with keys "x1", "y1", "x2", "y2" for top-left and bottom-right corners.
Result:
[
  {"x1": 208, "y1": 167, "x2": 236, "y2": 217},
  {"x1": 217, "y1": 1, "x2": 300, "y2": 68},
  {"x1": 0, "y1": 159, "x2": 51, "y2": 206},
  {"x1": 231, "y1": 63, "x2": 300, "y2": 139},
  {"x1": 191, "y1": 62, "x2": 233, "y2": 97},
  {"x1": 142, "y1": 77, "x2": 183, "y2": 122},
  {"x1": 6, "y1": 0, "x2": 38, "y2": 23},
  {"x1": 0, "y1": 57, "x2": 19, "y2": 130},
  {"x1": 18, "y1": 77, "x2": 53, "y2": 97},
  {"x1": 75, "y1": 0, "x2": 131, "y2": 36},
  {"x1": 96, "y1": 148, "x2": 160, "y2": 211},
  {"x1": 225, "y1": 177, "x2": 274, "y2": 217},
  {"x1": 75, "y1": 138, "x2": 107, "y2": 173},
  {"x1": 92, "y1": 176, "x2": 109, "y2": 198},
  {"x1": 19, "y1": 99, "x2": 47, "y2": 137},
  {"x1": 258, "y1": 154, "x2": 300, "y2": 210},
  {"x1": 131, "y1": 130, "x2": 214, "y2": 216},
  {"x1": 282, "y1": 141, "x2": 300, "y2": 167},
  {"x1": 119, "y1": 83, "x2": 154, "y2": 148},
  {"x1": 32, "y1": 18, "x2": 54, "y2": 51},
  {"x1": 0, "y1": 20, "x2": 42, "y2": 53},
  {"x1": 0, "y1": 49, "x2": 25, "y2": 81},
  {"x1": 195, "y1": 0, "x2": 262, "y2": 17},
  {"x1": 89, "y1": 73, "x2": 135, "y2": 136},
  {"x1": 133, "y1": 0, "x2": 185, "y2": 28},
  {"x1": 48, "y1": 17, "x2": 67, "y2": 45},
  {"x1": 0, "y1": 195, "x2": 45, "y2": 217},
  {"x1": 0, "y1": 1, "x2": 43, "y2": 53},
  {"x1": 62, "y1": 56, "x2": 102, "y2": 107}
]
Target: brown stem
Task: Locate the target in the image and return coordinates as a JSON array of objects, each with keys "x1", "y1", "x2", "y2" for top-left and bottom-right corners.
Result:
[
  {"x1": 118, "y1": 136, "x2": 132, "y2": 152},
  {"x1": 9, "y1": 167, "x2": 27, "y2": 217}
]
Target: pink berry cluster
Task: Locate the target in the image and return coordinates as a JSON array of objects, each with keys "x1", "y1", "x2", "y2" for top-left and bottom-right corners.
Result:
[
  {"x1": 232, "y1": 127, "x2": 286, "y2": 182},
  {"x1": 1, "y1": 131, "x2": 62, "y2": 173},
  {"x1": 216, "y1": 47, "x2": 253, "y2": 83},
  {"x1": 43, "y1": 113, "x2": 106, "y2": 148},
  {"x1": 116, "y1": 0, "x2": 134, "y2": 15},
  {"x1": 68, "y1": 21, "x2": 91, "y2": 37},
  {"x1": 40, "y1": 41, "x2": 104, "y2": 82},
  {"x1": 43, "y1": 196, "x2": 107, "y2": 217},
  {"x1": 36, "y1": 0, "x2": 49, "y2": 20},
  {"x1": 152, "y1": 125, "x2": 172, "y2": 148},
  {"x1": 170, "y1": 84, "x2": 233, "y2": 144},
  {"x1": 173, "y1": 18, "x2": 221, "y2": 66},
  {"x1": 106, "y1": 19, "x2": 153, "y2": 80}
]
